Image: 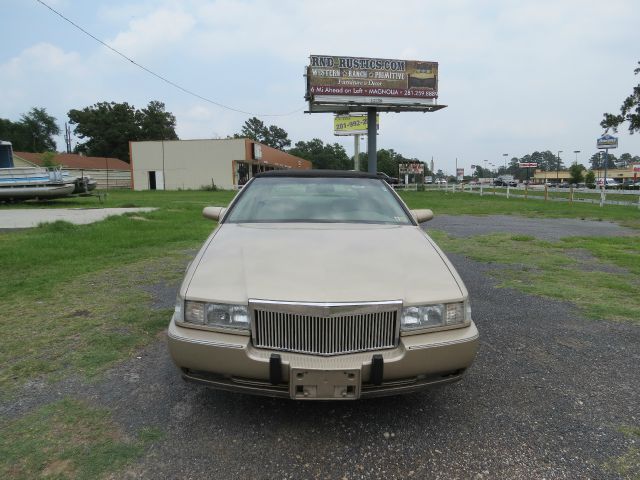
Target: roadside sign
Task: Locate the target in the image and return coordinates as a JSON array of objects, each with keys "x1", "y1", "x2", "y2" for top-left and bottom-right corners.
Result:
[
  {"x1": 334, "y1": 114, "x2": 379, "y2": 135},
  {"x1": 597, "y1": 134, "x2": 618, "y2": 149},
  {"x1": 518, "y1": 162, "x2": 538, "y2": 168},
  {"x1": 399, "y1": 162, "x2": 424, "y2": 174}
]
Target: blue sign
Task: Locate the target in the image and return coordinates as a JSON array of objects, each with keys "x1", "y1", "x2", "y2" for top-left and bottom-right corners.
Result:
[{"x1": 597, "y1": 134, "x2": 618, "y2": 149}]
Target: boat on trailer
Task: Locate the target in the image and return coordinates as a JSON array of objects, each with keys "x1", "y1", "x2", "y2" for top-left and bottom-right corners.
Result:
[{"x1": 0, "y1": 141, "x2": 96, "y2": 201}]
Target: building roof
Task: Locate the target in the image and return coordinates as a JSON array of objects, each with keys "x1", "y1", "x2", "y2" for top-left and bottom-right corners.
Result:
[{"x1": 14, "y1": 152, "x2": 131, "y2": 171}]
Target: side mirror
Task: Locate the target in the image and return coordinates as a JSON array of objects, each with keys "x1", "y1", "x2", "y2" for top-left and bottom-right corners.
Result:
[
  {"x1": 411, "y1": 209, "x2": 434, "y2": 223},
  {"x1": 202, "y1": 206, "x2": 227, "y2": 221}
]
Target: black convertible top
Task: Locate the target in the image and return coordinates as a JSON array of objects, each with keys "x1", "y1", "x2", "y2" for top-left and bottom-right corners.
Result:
[{"x1": 256, "y1": 169, "x2": 379, "y2": 179}]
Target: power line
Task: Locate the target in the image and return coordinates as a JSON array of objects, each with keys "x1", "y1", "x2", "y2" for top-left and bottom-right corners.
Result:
[{"x1": 34, "y1": 0, "x2": 305, "y2": 117}]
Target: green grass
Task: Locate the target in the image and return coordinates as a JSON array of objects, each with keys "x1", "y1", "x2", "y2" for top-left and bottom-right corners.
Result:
[
  {"x1": 398, "y1": 190, "x2": 640, "y2": 229},
  {"x1": 428, "y1": 230, "x2": 640, "y2": 323},
  {"x1": 0, "y1": 254, "x2": 189, "y2": 396},
  {"x1": 0, "y1": 191, "x2": 234, "y2": 394},
  {"x1": 0, "y1": 190, "x2": 234, "y2": 301},
  {"x1": 605, "y1": 426, "x2": 640, "y2": 478},
  {"x1": 0, "y1": 398, "x2": 161, "y2": 480}
]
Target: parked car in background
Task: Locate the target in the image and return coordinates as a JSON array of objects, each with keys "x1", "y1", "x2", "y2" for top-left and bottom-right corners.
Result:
[
  {"x1": 493, "y1": 179, "x2": 517, "y2": 187},
  {"x1": 622, "y1": 179, "x2": 640, "y2": 190},
  {"x1": 376, "y1": 171, "x2": 399, "y2": 185},
  {"x1": 596, "y1": 178, "x2": 622, "y2": 189},
  {"x1": 168, "y1": 170, "x2": 479, "y2": 400}
]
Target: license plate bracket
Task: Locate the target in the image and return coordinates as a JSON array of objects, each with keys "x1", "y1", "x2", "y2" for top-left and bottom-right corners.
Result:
[{"x1": 290, "y1": 368, "x2": 361, "y2": 400}]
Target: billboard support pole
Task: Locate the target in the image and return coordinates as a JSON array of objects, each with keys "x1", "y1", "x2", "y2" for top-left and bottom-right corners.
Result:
[
  {"x1": 367, "y1": 107, "x2": 377, "y2": 173},
  {"x1": 354, "y1": 134, "x2": 360, "y2": 171}
]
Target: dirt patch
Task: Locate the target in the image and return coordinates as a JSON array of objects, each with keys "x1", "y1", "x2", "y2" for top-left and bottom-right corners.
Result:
[
  {"x1": 42, "y1": 459, "x2": 75, "y2": 477},
  {"x1": 564, "y1": 249, "x2": 630, "y2": 274}
]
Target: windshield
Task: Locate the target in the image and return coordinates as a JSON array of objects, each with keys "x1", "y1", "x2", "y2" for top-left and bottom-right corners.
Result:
[{"x1": 225, "y1": 177, "x2": 413, "y2": 225}]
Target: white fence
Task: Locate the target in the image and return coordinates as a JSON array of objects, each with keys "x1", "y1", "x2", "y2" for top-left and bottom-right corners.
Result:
[{"x1": 67, "y1": 169, "x2": 131, "y2": 190}]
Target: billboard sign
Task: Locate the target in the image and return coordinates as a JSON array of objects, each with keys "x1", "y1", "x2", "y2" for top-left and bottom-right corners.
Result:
[
  {"x1": 334, "y1": 114, "x2": 379, "y2": 136},
  {"x1": 398, "y1": 162, "x2": 424, "y2": 175},
  {"x1": 307, "y1": 55, "x2": 438, "y2": 109},
  {"x1": 519, "y1": 162, "x2": 538, "y2": 168},
  {"x1": 597, "y1": 134, "x2": 618, "y2": 149},
  {"x1": 456, "y1": 168, "x2": 464, "y2": 181}
]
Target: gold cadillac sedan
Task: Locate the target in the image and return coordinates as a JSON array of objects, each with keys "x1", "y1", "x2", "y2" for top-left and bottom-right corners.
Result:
[{"x1": 168, "y1": 170, "x2": 479, "y2": 400}]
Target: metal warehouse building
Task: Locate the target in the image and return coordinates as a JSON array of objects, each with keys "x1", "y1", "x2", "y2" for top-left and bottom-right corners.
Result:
[{"x1": 130, "y1": 138, "x2": 311, "y2": 190}]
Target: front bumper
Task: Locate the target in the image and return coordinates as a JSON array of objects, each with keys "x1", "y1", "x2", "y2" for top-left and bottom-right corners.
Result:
[{"x1": 167, "y1": 319, "x2": 479, "y2": 399}]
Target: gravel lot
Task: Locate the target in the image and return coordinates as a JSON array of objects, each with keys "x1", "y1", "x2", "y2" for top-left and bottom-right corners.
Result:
[{"x1": 4, "y1": 216, "x2": 639, "y2": 479}]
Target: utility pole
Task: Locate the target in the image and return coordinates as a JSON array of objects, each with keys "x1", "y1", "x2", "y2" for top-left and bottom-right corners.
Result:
[
  {"x1": 64, "y1": 123, "x2": 72, "y2": 153},
  {"x1": 556, "y1": 151, "x2": 563, "y2": 183},
  {"x1": 367, "y1": 107, "x2": 377, "y2": 173}
]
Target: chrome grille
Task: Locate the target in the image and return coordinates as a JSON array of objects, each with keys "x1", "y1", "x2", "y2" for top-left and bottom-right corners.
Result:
[{"x1": 250, "y1": 301, "x2": 400, "y2": 356}]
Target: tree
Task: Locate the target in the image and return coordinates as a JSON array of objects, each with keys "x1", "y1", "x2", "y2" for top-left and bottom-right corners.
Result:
[
  {"x1": 377, "y1": 149, "x2": 400, "y2": 178},
  {"x1": 0, "y1": 107, "x2": 60, "y2": 152},
  {"x1": 0, "y1": 118, "x2": 25, "y2": 148},
  {"x1": 264, "y1": 125, "x2": 291, "y2": 150},
  {"x1": 585, "y1": 170, "x2": 596, "y2": 186},
  {"x1": 69, "y1": 102, "x2": 138, "y2": 162},
  {"x1": 238, "y1": 117, "x2": 266, "y2": 141},
  {"x1": 137, "y1": 101, "x2": 178, "y2": 141},
  {"x1": 473, "y1": 166, "x2": 490, "y2": 178},
  {"x1": 68, "y1": 100, "x2": 178, "y2": 162},
  {"x1": 40, "y1": 151, "x2": 59, "y2": 167},
  {"x1": 235, "y1": 117, "x2": 291, "y2": 150},
  {"x1": 615, "y1": 153, "x2": 640, "y2": 168},
  {"x1": 589, "y1": 152, "x2": 616, "y2": 170},
  {"x1": 20, "y1": 108, "x2": 60, "y2": 151},
  {"x1": 569, "y1": 163, "x2": 585, "y2": 184},
  {"x1": 288, "y1": 138, "x2": 350, "y2": 169},
  {"x1": 601, "y1": 61, "x2": 640, "y2": 134}
]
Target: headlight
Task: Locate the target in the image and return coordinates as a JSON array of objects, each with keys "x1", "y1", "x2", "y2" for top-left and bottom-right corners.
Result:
[
  {"x1": 401, "y1": 301, "x2": 469, "y2": 332},
  {"x1": 183, "y1": 300, "x2": 249, "y2": 330}
]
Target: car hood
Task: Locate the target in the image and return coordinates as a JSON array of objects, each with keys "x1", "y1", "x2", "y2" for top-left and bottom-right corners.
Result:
[{"x1": 185, "y1": 223, "x2": 465, "y2": 305}]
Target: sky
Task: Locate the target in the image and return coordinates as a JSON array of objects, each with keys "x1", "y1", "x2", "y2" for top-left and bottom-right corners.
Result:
[{"x1": 2, "y1": 0, "x2": 640, "y2": 175}]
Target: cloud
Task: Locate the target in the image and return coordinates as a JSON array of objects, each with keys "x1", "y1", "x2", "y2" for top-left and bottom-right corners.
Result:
[
  {"x1": 107, "y1": 6, "x2": 195, "y2": 59},
  {"x1": 3, "y1": 42, "x2": 83, "y2": 76},
  {"x1": 0, "y1": 43, "x2": 89, "y2": 112}
]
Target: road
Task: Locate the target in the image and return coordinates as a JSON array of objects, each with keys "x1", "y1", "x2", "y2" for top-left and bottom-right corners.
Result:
[{"x1": 4, "y1": 217, "x2": 639, "y2": 479}]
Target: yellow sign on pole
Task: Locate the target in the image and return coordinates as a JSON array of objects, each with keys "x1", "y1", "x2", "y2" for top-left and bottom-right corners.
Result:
[{"x1": 334, "y1": 114, "x2": 380, "y2": 136}]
